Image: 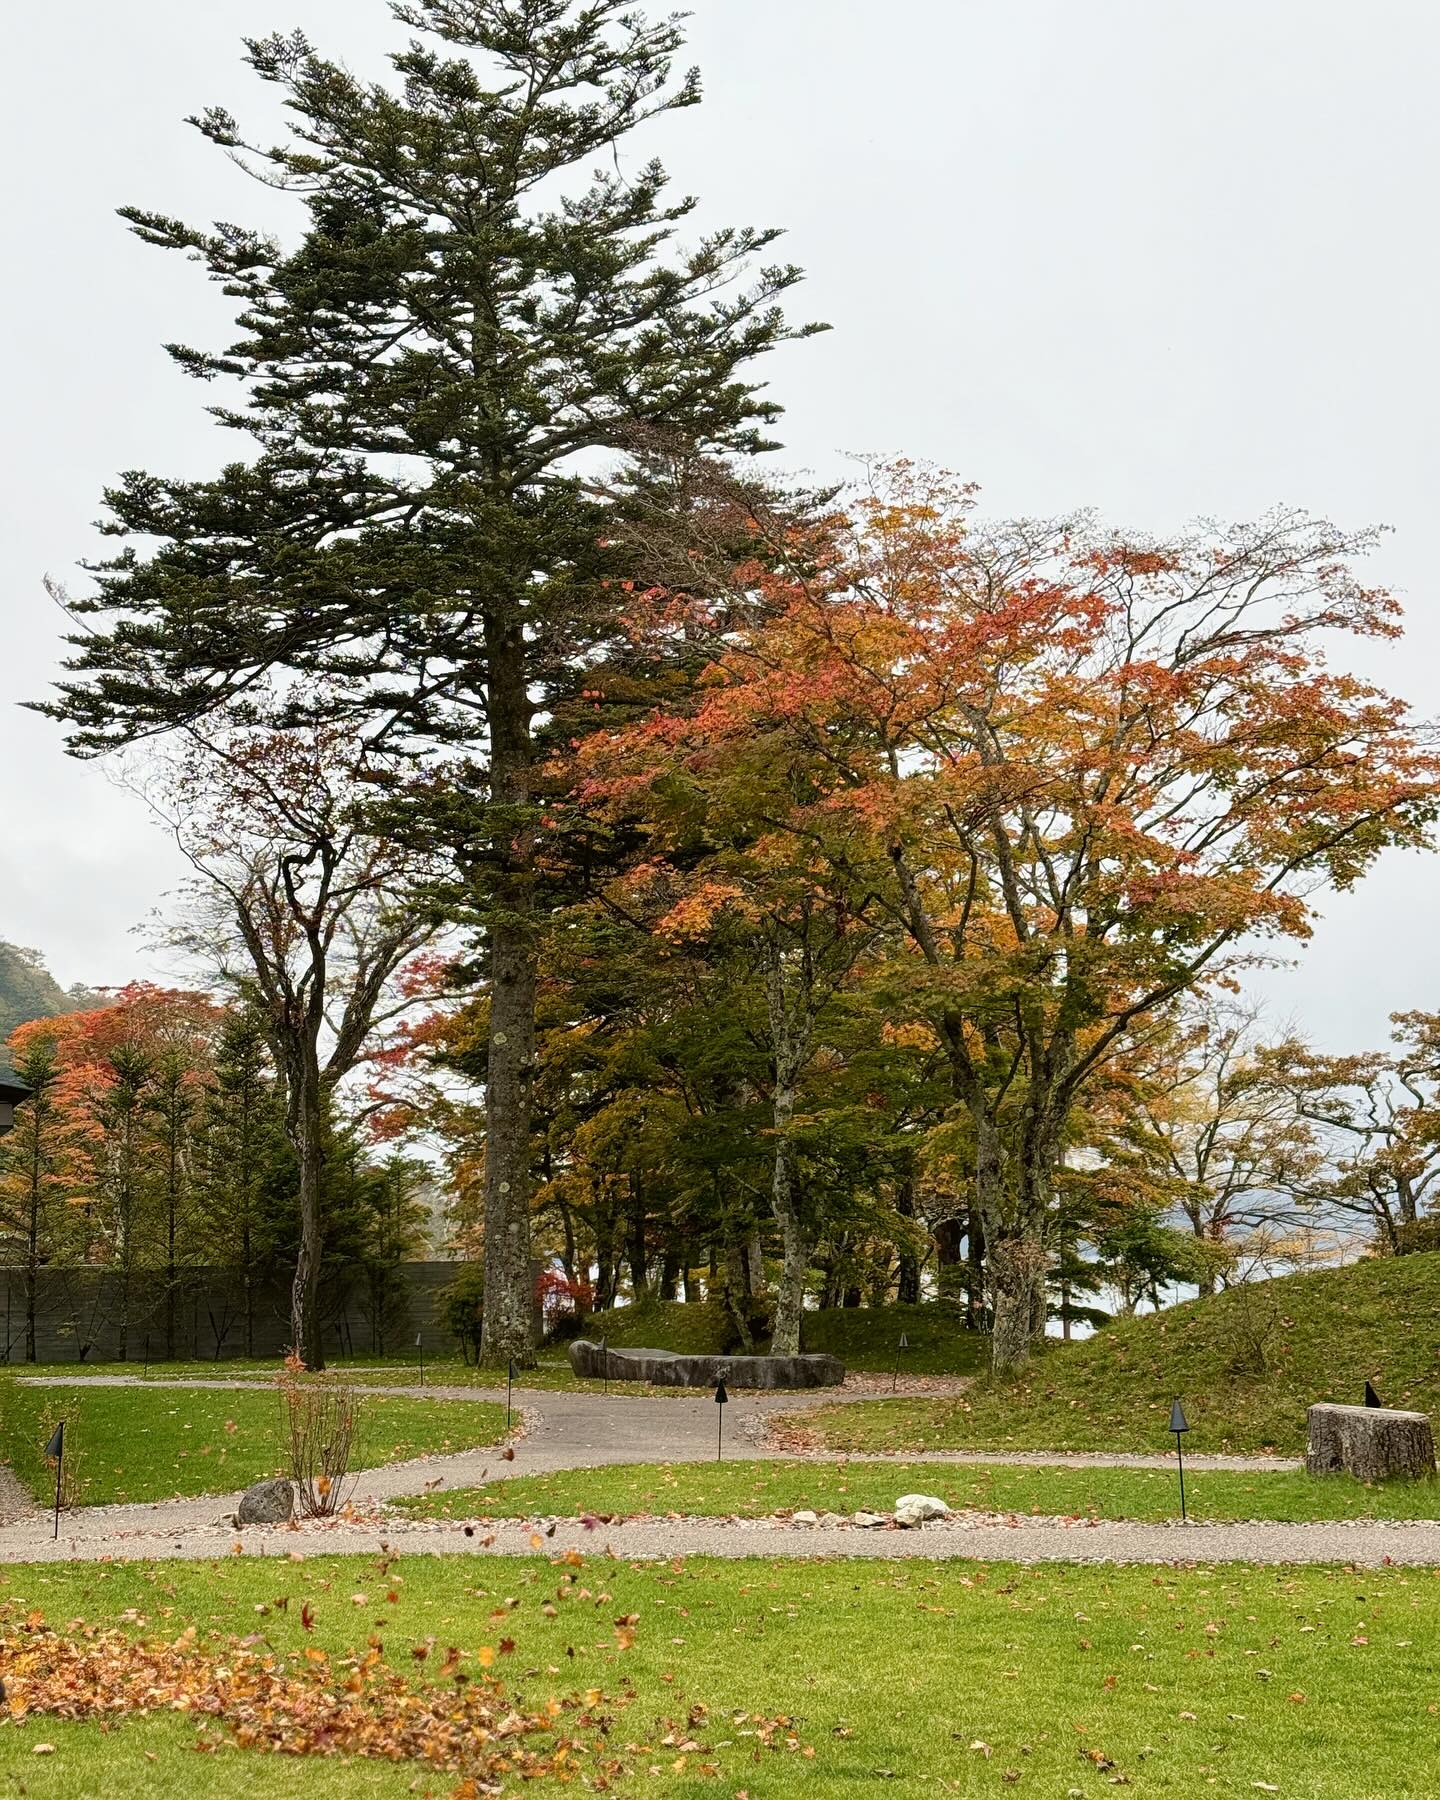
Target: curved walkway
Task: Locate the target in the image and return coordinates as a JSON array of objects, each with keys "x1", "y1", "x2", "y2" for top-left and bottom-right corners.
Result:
[{"x1": 3, "y1": 1375, "x2": 1425, "y2": 1568}]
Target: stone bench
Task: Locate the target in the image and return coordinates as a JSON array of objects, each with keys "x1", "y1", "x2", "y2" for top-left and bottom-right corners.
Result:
[
  {"x1": 1306, "y1": 1402, "x2": 1436, "y2": 1482},
  {"x1": 567, "y1": 1340, "x2": 845, "y2": 1389}
]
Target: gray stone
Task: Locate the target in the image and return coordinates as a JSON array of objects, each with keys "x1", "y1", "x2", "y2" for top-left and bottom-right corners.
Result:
[
  {"x1": 236, "y1": 1478, "x2": 296, "y2": 1526},
  {"x1": 791, "y1": 1509, "x2": 819, "y2": 1527},
  {"x1": 567, "y1": 1340, "x2": 844, "y2": 1389},
  {"x1": 1306, "y1": 1403, "x2": 1436, "y2": 1482},
  {"x1": 852, "y1": 1509, "x2": 889, "y2": 1528},
  {"x1": 895, "y1": 1493, "x2": 950, "y2": 1528}
]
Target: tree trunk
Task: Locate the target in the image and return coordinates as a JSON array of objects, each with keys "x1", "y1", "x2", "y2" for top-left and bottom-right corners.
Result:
[
  {"x1": 479, "y1": 608, "x2": 537, "y2": 1367},
  {"x1": 25, "y1": 1123, "x2": 39, "y2": 1364},
  {"x1": 291, "y1": 1076, "x2": 326, "y2": 1371},
  {"x1": 627, "y1": 1177, "x2": 648, "y2": 1300},
  {"x1": 987, "y1": 1233, "x2": 1045, "y2": 1373},
  {"x1": 894, "y1": 1179, "x2": 921, "y2": 1305},
  {"x1": 722, "y1": 1239, "x2": 756, "y2": 1350},
  {"x1": 771, "y1": 1209, "x2": 810, "y2": 1354},
  {"x1": 765, "y1": 956, "x2": 810, "y2": 1358},
  {"x1": 557, "y1": 1201, "x2": 578, "y2": 1287},
  {"x1": 965, "y1": 1212, "x2": 985, "y2": 1325}
]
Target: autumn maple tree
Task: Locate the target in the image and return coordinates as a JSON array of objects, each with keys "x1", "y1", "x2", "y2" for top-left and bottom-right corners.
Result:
[{"x1": 573, "y1": 464, "x2": 1440, "y2": 1369}]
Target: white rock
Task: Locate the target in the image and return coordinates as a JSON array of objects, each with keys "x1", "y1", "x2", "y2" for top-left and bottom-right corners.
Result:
[
  {"x1": 791, "y1": 1510, "x2": 819, "y2": 1527},
  {"x1": 895, "y1": 1493, "x2": 950, "y2": 1528},
  {"x1": 852, "y1": 1509, "x2": 889, "y2": 1528}
]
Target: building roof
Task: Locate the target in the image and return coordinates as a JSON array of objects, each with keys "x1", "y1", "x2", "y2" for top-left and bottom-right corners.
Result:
[{"x1": 0, "y1": 1059, "x2": 32, "y2": 1104}]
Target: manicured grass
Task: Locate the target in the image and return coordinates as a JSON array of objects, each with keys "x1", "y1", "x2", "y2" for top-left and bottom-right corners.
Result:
[
  {"x1": 790, "y1": 1254, "x2": 1440, "y2": 1457},
  {"x1": 0, "y1": 1552, "x2": 1437, "y2": 1795},
  {"x1": 0, "y1": 1383, "x2": 507, "y2": 1507},
  {"x1": 9, "y1": 1356, "x2": 704, "y2": 1396},
  {"x1": 392, "y1": 1456, "x2": 1440, "y2": 1525}
]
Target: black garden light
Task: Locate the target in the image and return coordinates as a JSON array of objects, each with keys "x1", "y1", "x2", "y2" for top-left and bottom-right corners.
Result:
[
  {"x1": 1170, "y1": 1396, "x2": 1190, "y2": 1521},
  {"x1": 892, "y1": 1332, "x2": 910, "y2": 1393},
  {"x1": 713, "y1": 1376, "x2": 729, "y2": 1461},
  {"x1": 0, "y1": 1060, "x2": 31, "y2": 1139},
  {"x1": 416, "y1": 1331, "x2": 425, "y2": 1389},
  {"x1": 600, "y1": 1336, "x2": 609, "y2": 1396},
  {"x1": 44, "y1": 1420, "x2": 65, "y2": 1541},
  {"x1": 507, "y1": 1356, "x2": 515, "y2": 1429}
]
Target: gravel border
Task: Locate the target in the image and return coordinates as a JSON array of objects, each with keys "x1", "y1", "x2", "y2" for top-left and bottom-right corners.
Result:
[{"x1": 1, "y1": 1508, "x2": 1438, "y2": 1567}]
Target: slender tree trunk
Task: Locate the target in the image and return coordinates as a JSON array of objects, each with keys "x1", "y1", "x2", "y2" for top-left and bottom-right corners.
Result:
[
  {"x1": 165, "y1": 1121, "x2": 178, "y2": 1362},
  {"x1": 479, "y1": 608, "x2": 537, "y2": 1367},
  {"x1": 965, "y1": 1208, "x2": 985, "y2": 1328},
  {"x1": 974, "y1": 1112, "x2": 1037, "y2": 1375},
  {"x1": 895, "y1": 1178, "x2": 921, "y2": 1305},
  {"x1": 722, "y1": 1238, "x2": 756, "y2": 1349},
  {"x1": 291, "y1": 1074, "x2": 326, "y2": 1370},
  {"x1": 770, "y1": 1181, "x2": 810, "y2": 1355},
  {"x1": 627, "y1": 1176, "x2": 648, "y2": 1300},
  {"x1": 557, "y1": 1201, "x2": 578, "y2": 1287},
  {"x1": 25, "y1": 1120, "x2": 40, "y2": 1364},
  {"x1": 766, "y1": 957, "x2": 812, "y2": 1357}
]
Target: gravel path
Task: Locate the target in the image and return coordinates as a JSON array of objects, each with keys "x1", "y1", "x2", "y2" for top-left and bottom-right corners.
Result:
[
  {"x1": 1, "y1": 1506, "x2": 1437, "y2": 1568},
  {"x1": 3, "y1": 1374, "x2": 1397, "y2": 1568}
]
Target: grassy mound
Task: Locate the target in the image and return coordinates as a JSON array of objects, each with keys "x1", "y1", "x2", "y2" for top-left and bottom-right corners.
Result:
[
  {"x1": 792, "y1": 1253, "x2": 1440, "y2": 1456},
  {"x1": 799, "y1": 1301, "x2": 987, "y2": 1375},
  {"x1": 577, "y1": 1299, "x2": 735, "y2": 1356}
]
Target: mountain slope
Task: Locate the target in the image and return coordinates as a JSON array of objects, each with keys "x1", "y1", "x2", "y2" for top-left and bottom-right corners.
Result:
[{"x1": 0, "y1": 942, "x2": 84, "y2": 1039}]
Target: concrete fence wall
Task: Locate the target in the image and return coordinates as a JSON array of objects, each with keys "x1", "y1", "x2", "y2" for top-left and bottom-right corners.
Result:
[{"x1": 0, "y1": 1262, "x2": 467, "y2": 1365}]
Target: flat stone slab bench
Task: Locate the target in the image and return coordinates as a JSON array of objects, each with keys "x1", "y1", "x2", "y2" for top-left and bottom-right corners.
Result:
[
  {"x1": 1306, "y1": 1402, "x2": 1436, "y2": 1482},
  {"x1": 568, "y1": 1340, "x2": 845, "y2": 1389}
]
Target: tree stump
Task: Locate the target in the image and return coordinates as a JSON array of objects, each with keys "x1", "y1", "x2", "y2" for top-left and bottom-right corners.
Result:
[{"x1": 1306, "y1": 1403, "x2": 1436, "y2": 1481}]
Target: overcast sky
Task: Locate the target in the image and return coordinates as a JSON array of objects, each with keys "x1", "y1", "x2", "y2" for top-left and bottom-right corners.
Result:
[{"x1": 3, "y1": 0, "x2": 1436, "y2": 1047}]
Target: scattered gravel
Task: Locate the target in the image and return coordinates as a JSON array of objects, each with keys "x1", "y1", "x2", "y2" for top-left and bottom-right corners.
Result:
[
  {"x1": 0, "y1": 1464, "x2": 37, "y2": 1527},
  {"x1": 2, "y1": 1506, "x2": 1438, "y2": 1568}
]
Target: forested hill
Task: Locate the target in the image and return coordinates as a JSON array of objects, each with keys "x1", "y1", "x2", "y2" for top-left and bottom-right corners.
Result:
[{"x1": 0, "y1": 941, "x2": 95, "y2": 1038}]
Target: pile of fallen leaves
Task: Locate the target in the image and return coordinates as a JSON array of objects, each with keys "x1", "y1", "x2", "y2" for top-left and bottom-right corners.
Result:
[{"x1": 0, "y1": 1611, "x2": 632, "y2": 1788}]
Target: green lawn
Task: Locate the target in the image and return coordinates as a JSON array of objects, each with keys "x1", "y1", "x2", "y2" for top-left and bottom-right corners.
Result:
[
  {"x1": 787, "y1": 1254, "x2": 1440, "y2": 1457},
  {"x1": 0, "y1": 1383, "x2": 507, "y2": 1507},
  {"x1": 392, "y1": 1456, "x2": 1440, "y2": 1525},
  {"x1": 0, "y1": 1553, "x2": 1436, "y2": 1795}
]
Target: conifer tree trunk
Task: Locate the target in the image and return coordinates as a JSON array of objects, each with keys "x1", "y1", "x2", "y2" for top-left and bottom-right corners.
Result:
[{"x1": 480, "y1": 610, "x2": 538, "y2": 1366}]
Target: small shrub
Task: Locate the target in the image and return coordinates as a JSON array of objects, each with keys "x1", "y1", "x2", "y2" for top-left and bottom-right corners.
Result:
[
  {"x1": 544, "y1": 1310, "x2": 587, "y2": 1345},
  {"x1": 276, "y1": 1354, "x2": 363, "y2": 1517},
  {"x1": 1395, "y1": 1218, "x2": 1440, "y2": 1257},
  {"x1": 440, "y1": 1264, "x2": 486, "y2": 1365}
]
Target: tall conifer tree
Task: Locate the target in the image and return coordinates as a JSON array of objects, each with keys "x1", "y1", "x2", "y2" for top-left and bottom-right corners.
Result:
[{"x1": 42, "y1": 1, "x2": 820, "y2": 1361}]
